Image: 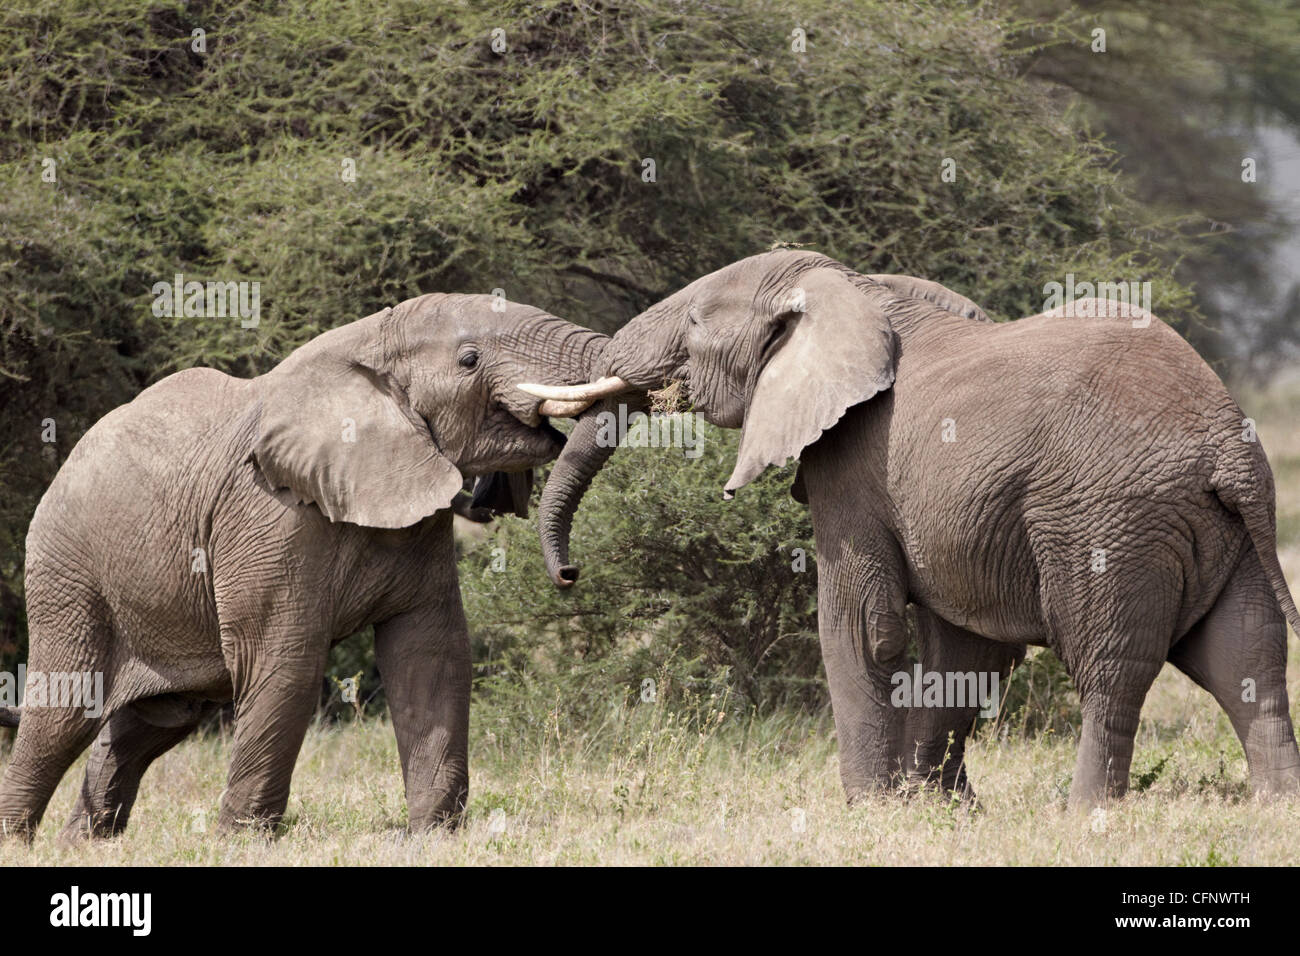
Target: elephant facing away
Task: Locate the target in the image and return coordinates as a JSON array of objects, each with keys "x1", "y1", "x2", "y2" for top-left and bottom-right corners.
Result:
[
  {"x1": 0, "y1": 294, "x2": 606, "y2": 839},
  {"x1": 527, "y1": 249, "x2": 1300, "y2": 809}
]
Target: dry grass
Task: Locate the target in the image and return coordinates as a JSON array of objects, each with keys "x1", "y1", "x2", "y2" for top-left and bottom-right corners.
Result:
[
  {"x1": 2, "y1": 687, "x2": 1298, "y2": 865},
  {"x1": 2, "y1": 379, "x2": 1299, "y2": 865}
]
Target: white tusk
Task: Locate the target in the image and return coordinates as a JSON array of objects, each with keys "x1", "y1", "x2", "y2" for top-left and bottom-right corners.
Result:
[
  {"x1": 516, "y1": 376, "x2": 629, "y2": 403},
  {"x1": 538, "y1": 398, "x2": 593, "y2": 418}
]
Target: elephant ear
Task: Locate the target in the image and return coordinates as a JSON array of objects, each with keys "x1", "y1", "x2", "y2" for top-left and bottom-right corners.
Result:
[
  {"x1": 865, "y1": 274, "x2": 991, "y2": 322},
  {"x1": 725, "y1": 267, "x2": 896, "y2": 497},
  {"x1": 252, "y1": 328, "x2": 463, "y2": 529}
]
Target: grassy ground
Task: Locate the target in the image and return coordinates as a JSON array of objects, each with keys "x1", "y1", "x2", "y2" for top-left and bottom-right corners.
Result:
[
  {"x1": 2, "y1": 380, "x2": 1299, "y2": 865},
  {"x1": 1, "y1": 688, "x2": 1297, "y2": 865}
]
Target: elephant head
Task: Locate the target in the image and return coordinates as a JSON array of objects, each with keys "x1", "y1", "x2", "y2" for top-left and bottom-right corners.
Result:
[
  {"x1": 253, "y1": 293, "x2": 607, "y2": 529},
  {"x1": 525, "y1": 249, "x2": 989, "y2": 585}
]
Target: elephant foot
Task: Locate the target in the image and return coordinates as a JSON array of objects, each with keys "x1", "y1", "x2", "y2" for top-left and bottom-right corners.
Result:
[
  {"x1": 216, "y1": 803, "x2": 287, "y2": 838},
  {"x1": 59, "y1": 807, "x2": 128, "y2": 842},
  {"x1": 844, "y1": 788, "x2": 874, "y2": 809},
  {"x1": 1250, "y1": 763, "x2": 1300, "y2": 799},
  {"x1": 843, "y1": 772, "x2": 907, "y2": 808},
  {"x1": 0, "y1": 812, "x2": 39, "y2": 843},
  {"x1": 1065, "y1": 782, "x2": 1120, "y2": 813},
  {"x1": 408, "y1": 787, "x2": 468, "y2": 832}
]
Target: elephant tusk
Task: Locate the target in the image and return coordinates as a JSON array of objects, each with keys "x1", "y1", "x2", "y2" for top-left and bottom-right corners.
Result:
[
  {"x1": 538, "y1": 398, "x2": 593, "y2": 418},
  {"x1": 516, "y1": 376, "x2": 629, "y2": 403}
]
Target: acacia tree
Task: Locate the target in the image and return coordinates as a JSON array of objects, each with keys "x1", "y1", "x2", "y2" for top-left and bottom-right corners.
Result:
[{"x1": 0, "y1": 0, "x2": 1239, "y2": 677}]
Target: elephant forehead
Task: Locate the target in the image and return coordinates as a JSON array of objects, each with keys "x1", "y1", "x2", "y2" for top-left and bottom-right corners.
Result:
[
  {"x1": 407, "y1": 295, "x2": 564, "y2": 336},
  {"x1": 390, "y1": 292, "x2": 447, "y2": 320}
]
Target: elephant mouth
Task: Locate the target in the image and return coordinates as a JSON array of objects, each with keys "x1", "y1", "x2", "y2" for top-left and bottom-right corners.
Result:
[
  {"x1": 537, "y1": 417, "x2": 567, "y2": 447},
  {"x1": 651, "y1": 368, "x2": 691, "y2": 409},
  {"x1": 500, "y1": 395, "x2": 573, "y2": 435},
  {"x1": 499, "y1": 400, "x2": 568, "y2": 450}
]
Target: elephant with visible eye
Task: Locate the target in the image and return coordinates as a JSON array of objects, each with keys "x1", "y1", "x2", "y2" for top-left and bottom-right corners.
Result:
[
  {"x1": 528, "y1": 249, "x2": 1300, "y2": 809},
  {"x1": 0, "y1": 294, "x2": 606, "y2": 839}
]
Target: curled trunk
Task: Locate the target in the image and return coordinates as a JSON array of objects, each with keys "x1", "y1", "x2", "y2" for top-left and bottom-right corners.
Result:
[{"x1": 538, "y1": 394, "x2": 649, "y2": 586}]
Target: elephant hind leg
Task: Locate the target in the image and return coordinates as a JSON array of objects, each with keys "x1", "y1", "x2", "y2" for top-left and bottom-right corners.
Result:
[
  {"x1": 1169, "y1": 546, "x2": 1300, "y2": 797},
  {"x1": 0, "y1": 598, "x2": 111, "y2": 839},
  {"x1": 0, "y1": 707, "x2": 104, "y2": 839},
  {"x1": 1069, "y1": 659, "x2": 1165, "y2": 810},
  {"x1": 1037, "y1": 559, "x2": 1177, "y2": 810},
  {"x1": 60, "y1": 696, "x2": 211, "y2": 840}
]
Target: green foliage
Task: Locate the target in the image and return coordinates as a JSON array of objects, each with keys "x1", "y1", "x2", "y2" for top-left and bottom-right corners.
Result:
[
  {"x1": 1131, "y1": 752, "x2": 1171, "y2": 793},
  {"x1": 321, "y1": 626, "x2": 381, "y2": 722},
  {"x1": 993, "y1": 647, "x2": 1081, "y2": 737},
  {"x1": 4, "y1": 0, "x2": 1279, "y2": 715},
  {"x1": 461, "y1": 419, "x2": 822, "y2": 712}
]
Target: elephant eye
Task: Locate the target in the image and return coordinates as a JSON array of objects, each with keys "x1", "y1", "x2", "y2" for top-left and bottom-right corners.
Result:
[{"x1": 458, "y1": 351, "x2": 479, "y2": 370}]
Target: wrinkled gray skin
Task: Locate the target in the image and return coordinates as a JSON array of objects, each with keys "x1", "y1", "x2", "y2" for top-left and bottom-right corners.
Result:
[
  {"x1": 540, "y1": 249, "x2": 1300, "y2": 809},
  {"x1": 0, "y1": 294, "x2": 605, "y2": 839}
]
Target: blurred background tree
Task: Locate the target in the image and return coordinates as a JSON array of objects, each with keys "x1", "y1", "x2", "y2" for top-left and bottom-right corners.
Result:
[
  {"x1": 1, "y1": 0, "x2": 1296, "y2": 723},
  {"x1": 1010, "y1": 0, "x2": 1300, "y2": 377}
]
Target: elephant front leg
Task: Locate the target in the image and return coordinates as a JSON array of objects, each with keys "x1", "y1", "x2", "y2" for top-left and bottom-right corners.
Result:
[
  {"x1": 374, "y1": 607, "x2": 470, "y2": 830},
  {"x1": 816, "y1": 542, "x2": 910, "y2": 804},
  {"x1": 902, "y1": 608, "x2": 1024, "y2": 801}
]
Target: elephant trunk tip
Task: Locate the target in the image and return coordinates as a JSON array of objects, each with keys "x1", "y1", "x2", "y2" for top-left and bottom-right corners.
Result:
[{"x1": 550, "y1": 564, "x2": 581, "y2": 588}]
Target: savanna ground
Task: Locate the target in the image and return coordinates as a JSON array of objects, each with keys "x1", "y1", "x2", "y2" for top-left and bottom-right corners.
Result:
[{"x1": 3, "y1": 380, "x2": 1299, "y2": 866}]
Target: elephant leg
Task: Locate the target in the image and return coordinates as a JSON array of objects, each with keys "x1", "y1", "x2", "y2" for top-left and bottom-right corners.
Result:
[
  {"x1": 0, "y1": 597, "x2": 109, "y2": 839},
  {"x1": 1070, "y1": 654, "x2": 1165, "y2": 810},
  {"x1": 374, "y1": 604, "x2": 471, "y2": 830},
  {"x1": 60, "y1": 696, "x2": 210, "y2": 839},
  {"x1": 217, "y1": 629, "x2": 329, "y2": 833},
  {"x1": 1040, "y1": 558, "x2": 1176, "y2": 811},
  {"x1": 1055, "y1": 621, "x2": 1170, "y2": 806},
  {"x1": 903, "y1": 608, "x2": 1025, "y2": 800},
  {"x1": 1169, "y1": 545, "x2": 1300, "y2": 796},
  {"x1": 815, "y1": 529, "x2": 910, "y2": 803},
  {"x1": 0, "y1": 706, "x2": 103, "y2": 840}
]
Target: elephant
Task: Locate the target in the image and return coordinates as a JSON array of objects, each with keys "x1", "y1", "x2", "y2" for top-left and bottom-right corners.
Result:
[
  {"x1": 0, "y1": 293, "x2": 607, "y2": 839},
  {"x1": 523, "y1": 249, "x2": 1300, "y2": 809}
]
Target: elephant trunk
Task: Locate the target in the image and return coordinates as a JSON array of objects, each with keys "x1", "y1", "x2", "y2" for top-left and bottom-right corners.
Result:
[
  {"x1": 538, "y1": 399, "x2": 622, "y2": 587},
  {"x1": 540, "y1": 322, "x2": 612, "y2": 399},
  {"x1": 537, "y1": 311, "x2": 679, "y2": 587},
  {"x1": 509, "y1": 322, "x2": 612, "y2": 419}
]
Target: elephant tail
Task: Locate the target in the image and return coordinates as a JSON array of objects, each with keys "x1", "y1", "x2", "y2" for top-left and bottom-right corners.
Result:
[
  {"x1": 1212, "y1": 428, "x2": 1300, "y2": 638},
  {"x1": 1251, "y1": 521, "x2": 1300, "y2": 639},
  {"x1": 0, "y1": 706, "x2": 20, "y2": 728}
]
